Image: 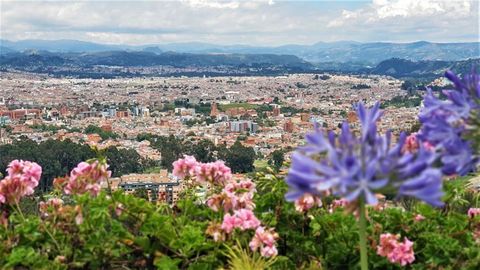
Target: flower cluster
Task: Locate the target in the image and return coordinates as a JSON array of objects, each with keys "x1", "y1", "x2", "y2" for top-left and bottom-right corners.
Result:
[
  {"x1": 249, "y1": 226, "x2": 279, "y2": 257},
  {"x1": 63, "y1": 160, "x2": 111, "y2": 196},
  {"x1": 173, "y1": 156, "x2": 278, "y2": 257},
  {"x1": 221, "y1": 209, "x2": 261, "y2": 233},
  {"x1": 207, "y1": 178, "x2": 256, "y2": 212},
  {"x1": 294, "y1": 193, "x2": 322, "y2": 213},
  {"x1": 0, "y1": 160, "x2": 42, "y2": 205},
  {"x1": 286, "y1": 102, "x2": 444, "y2": 207},
  {"x1": 418, "y1": 70, "x2": 480, "y2": 175},
  {"x1": 377, "y1": 233, "x2": 415, "y2": 266},
  {"x1": 173, "y1": 155, "x2": 232, "y2": 185}
]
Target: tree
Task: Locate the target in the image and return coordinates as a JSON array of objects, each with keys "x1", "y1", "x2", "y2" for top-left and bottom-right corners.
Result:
[
  {"x1": 223, "y1": 141, "x2": 256, "y2": 173},
  {"x1": 189, "y1": 139, "x2": 216, "y2": 163},
  {"x1": 270, "y1": 150, "x2": 285, "y2": 171}
]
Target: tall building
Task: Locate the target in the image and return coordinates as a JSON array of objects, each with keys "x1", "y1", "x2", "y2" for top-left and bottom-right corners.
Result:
[
  {"x1": 210, "y1": 102, "x2": 219, "y2": 117},
  {"x1": 284, "y1": 120, "x2": 294, "y2": 133}
]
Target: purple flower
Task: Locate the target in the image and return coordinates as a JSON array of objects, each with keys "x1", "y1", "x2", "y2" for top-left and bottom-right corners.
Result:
[
  {"x1": 286, "y1": 102, "x2": 443, "y2": 207},
  {"x1": 418, "y1": 70, "x2": 480, "y2": 175}
]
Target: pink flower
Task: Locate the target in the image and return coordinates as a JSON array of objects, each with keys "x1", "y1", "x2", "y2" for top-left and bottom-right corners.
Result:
[
  {"x1": 64, "y1": 160, "x2": 111, "y2": 196},
  {"x1": 414, "y1": 214, "x2": 425, "y2": 222},
  {"x1": 172, "y1": 155, "x2": 198, "y2": 179},
  {"x1": 115, "y1": 203, "x2": 124, "y2": 216},
  {"x1": 402, "y1": 133, "x2": 419, "y2": 154},
  {"x1": 468, "y1": 208, "x2": 480, "y2": 219},
  {"x1": 195, "y1": 161, "x2": 232, "y2": 185},
  {"x1": 221, "y1": 213, "x2": 242, "y2": 234},
  {"x1": 377, "y1": 233, "x2": 400, "y2": 257},
  {"x1": 7, "y1": 160, "x2": 42, "y2": 185},
  {"x1": 329, "y1": 198, "x2": 349, "y2": 213},
  {"x1": 377, "y1": 233, "x2": 415, "y2": 266},
  {"x1": 261, "y1": 245, "x2": 278, "y2": 257},
  {"x1": 0, "y1": 160, "x2": 42, "y2": 205},
  {"x1": 249, "y1": 226, "x2": 279, "y2": 258},
  {"x1": 294, "y1": 193, "x2": 321, "y2": 213},
  {"x1": 236, "y1": 208, "x2": 261, "y2": 230},
  {"x1": 388, "y1": 238, "x2": 415, "y2": 266}
]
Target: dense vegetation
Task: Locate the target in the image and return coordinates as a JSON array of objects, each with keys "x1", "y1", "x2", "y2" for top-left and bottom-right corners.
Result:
[
  {"x1": 137, "y1": 134, "x2": 256, "y2": 173},
  {"x1": 0, "y1": 138, "x2": 145, "y2": 190}
]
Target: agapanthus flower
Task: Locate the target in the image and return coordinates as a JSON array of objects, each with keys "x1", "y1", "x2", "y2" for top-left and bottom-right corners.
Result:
[
  {"x1": 418, "y1": 70, "x2": 480, "y2": 175},
  {"x1": 0, "y1": 160, "x2": 42, "y2": 205},
  {"x1": 64, "y1": 160, "x2": 111, "y2": 196},
  {"x1": 286, "y1": 102, "x2": 443, "y2": 207}
]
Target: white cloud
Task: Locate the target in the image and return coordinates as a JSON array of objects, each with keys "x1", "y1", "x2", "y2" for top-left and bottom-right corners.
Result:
[
  {"x1": 0, "y1": 0, "x2": 478, "y2": 45},
  {"x1": 329, "y1": 0, "x2": 475, "y2": 27}
]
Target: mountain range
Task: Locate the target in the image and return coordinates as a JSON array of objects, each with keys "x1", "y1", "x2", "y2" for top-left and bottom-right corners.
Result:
[{"x1": 1, "y1": 39, "x2": 479, "y2": 65}]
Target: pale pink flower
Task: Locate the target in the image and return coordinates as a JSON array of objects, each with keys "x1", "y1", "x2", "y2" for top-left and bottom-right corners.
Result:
[
  {"x1": 329, "y1": 198, "x2": 349, "y2": 213},
  {"x1": 377, "y1": 233, "x2": 400, "y2": 257},
  {"x1": 172, "y1": 155, "x2": 198, "y2": 179},
  {"x1": 64, "y1": 160, "x2": 111, "y2": 196},
  {"x1": 221, "y1": 213, "x2": 242, "y2": 234},
  {"x1": 115, "y1": 203, "x2": 124, "y2": 216},
  {"x1": 249, "y1": 226, "x2": 279, "y2": 258},
  {"x1": 468, "y1": 208, "x2": 480, "y2": 219},
  {"x1": 75, "y1": 206, "x2": 84, "y2": 225},
  {"x1": 206, "y1": 194, "x2": 223, "y2": 212},
  {"x1": 0, "y1": 160, "x2": 42, "y2": 205},
  {"x1": 414, "y1": 214, "x2": 425, "y2": 222},
  {"x1": 236, "y1": 208, "x2": 261, "y2": 230},
  {"x1": 260, "y1": 245, "x2": 278, "y2": 258},
  {"x1": 388, "y1": 238, "x2": 415, "y2": 266},
  {"x1": 195, "y1": 161, "x2": 232, "y2": 185},
  {"x1": 402, "y1": 133, "x2": 419, "y2": 154},
  {"x1": 295, "y1": 193, "x2": 321, "y2": 213}
]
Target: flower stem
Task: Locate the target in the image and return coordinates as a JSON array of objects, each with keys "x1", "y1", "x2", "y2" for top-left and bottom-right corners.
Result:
[{"x1": 358, "y1": 201, "x2": 369, "y2": 270}]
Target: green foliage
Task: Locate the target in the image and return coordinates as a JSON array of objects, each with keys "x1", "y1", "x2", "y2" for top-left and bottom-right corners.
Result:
[
  {"x1": 0, "y1": 138, "x2": 145, "y2": 191},
  {"x1": 84, "y1": 125, "x2": 119, "y2": 140}
]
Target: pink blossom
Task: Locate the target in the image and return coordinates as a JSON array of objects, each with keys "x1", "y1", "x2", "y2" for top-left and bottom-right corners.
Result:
[
  {"x1": 468, "y1": 208, "x2": 480, "y2": 219},
  {"x1": 249, "y1": 226, "x2": 279, "y2": 258},
  {"x1": 294, "y1": 193, "x2": 321, "y2": 213},
  {"x1": 64, "y1": 160, "x2": 111, "y2": 196},
  {"x1": 388, "y1": 238, "x2": 415, "y2": 266},
  {"x1": 377, "y1": 233, "x2": 415, "y2": 266},
  {"x1": 377, "y1": 233, "x2": 400, "y2": 257},
  {"x1": 221, "y1": 213, "x2": 242, "y2": 234},
  {"x1": 115, "y1": 203, "x2": 124, "y2": 216},
  {"x1": 236, "y1": 209, "x2": 261, "y2": 230},
  {"x1": 414, "y1": 214, "x2": 425, "y2": 222},
  {"x1": 329, "y1": 198, "x2": 349, "y2": 213},
  {"x1": 402, "y1": 133, "x2": 419, "y2": 154},
  {"x1": 260, "y1": 245, "x2": 278, "y2": 257},
  {"x1": 195, "y1": 161, "x2": 232, "y2": 185},
  {"x1": 0, "y1": 160, "x2": 42, "y2": 205},
  {"x1": 172, "y1": 155, "x2": 198, "y2": 179}
]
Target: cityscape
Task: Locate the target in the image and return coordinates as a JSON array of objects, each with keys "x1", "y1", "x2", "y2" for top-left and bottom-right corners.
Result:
[{"x1": 0, "y1": 0, "x2": 479, "y2": 269}]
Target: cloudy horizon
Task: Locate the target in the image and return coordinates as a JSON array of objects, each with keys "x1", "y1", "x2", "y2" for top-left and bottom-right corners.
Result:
[{"x1": 1, "y1": 0, "x2": 479, "y2": 46}]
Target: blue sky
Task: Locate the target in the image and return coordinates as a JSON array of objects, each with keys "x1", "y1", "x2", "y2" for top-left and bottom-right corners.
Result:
[{"x1": 0, "y1": 0, "x2": 478, "y2": 45}]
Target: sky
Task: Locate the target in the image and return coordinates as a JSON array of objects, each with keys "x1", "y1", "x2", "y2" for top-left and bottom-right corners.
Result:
[{"x1": 0, "y1": 0, "x2": 479, "y2": 46}]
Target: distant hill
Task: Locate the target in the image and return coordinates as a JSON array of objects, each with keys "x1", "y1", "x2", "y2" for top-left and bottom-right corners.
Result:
[
  {"x1": 368, "y1": 58, "x2": 480, "y2": 79},
  {"x1": 1, "y1": 39, "x2": 478, "y2": 65},
  {"x1": 0, "y1": 50, "x2": 313, "y2": 77}
]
